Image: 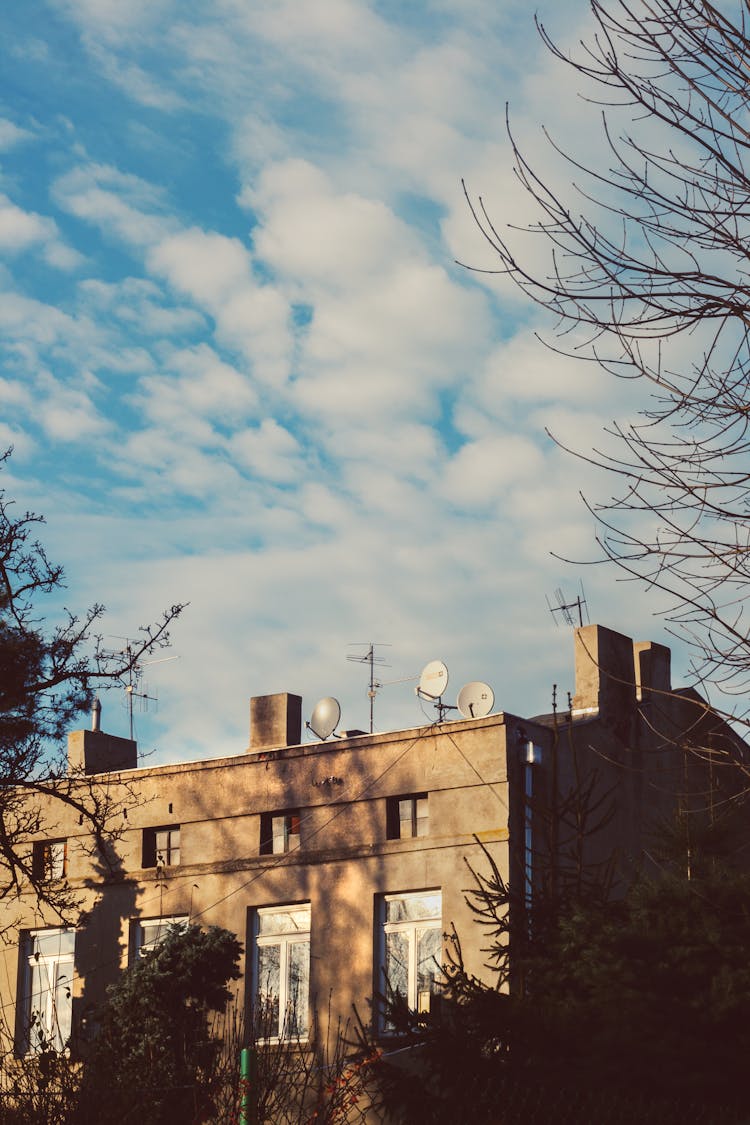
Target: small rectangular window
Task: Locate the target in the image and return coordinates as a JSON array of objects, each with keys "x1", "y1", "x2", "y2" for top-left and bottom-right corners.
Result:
[
  {"x1": 131, "y1": 916, "x2": 189, "y2": 960},
  {"x1": 19, "y1": 928, "x2": 75, "y2": 1053},
  {"x1": 253, "y1": 903, "x2": 311, "y2": 1041},
  {"x1": 386, "y1": 795, "x2": 428, "y2": 840},
  {"x1": 260, "y1": 811, "x2": 301, "y2": 856},
  {"x1": 142, "y1": 825, "x2": 180, "y2": 868},
  {"x1": 32, "y1": 840, "x2": 67, "y2": 882}
]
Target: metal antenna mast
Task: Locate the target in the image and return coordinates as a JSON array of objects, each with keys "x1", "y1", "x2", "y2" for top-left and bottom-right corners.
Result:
[
  {"x1": 103, "y1": 638, "x2": 177, "y2": 739},
  {"x1": 347, "y1": 643, "x2": 391, "y2": 733},
  {"x1": 546, "y1": 583, "x2": 589, "y2": 628}
]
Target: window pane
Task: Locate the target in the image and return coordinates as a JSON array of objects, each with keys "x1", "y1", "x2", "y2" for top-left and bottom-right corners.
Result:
[
  {"x1": 53, "y1": 964, "x2": 73, "y2": 1048},
  {"x1": 398, "y1": 799, "x2": 413, "y2": 825},
  {"x1": 287, "y1": 939, "x2": 310, "y2": 1036},
  {"x1": 258, "y1": 906, "x2": 310, "y2": 936},
  {"x1": 386, "y1": 892, "x2": 441, "y2": 923},
  {"x1": 257, "y1": 944, "x2": 281, "y2": 1033},
  {"x1": 415, "y1": 797, "x2": 429, "y2": 837},
  {"x1": 49, "y1": 842, "x2": 66, "y2": 879},
  {"x1": 138, "y1": 916, "x2": 188, "y2": 956},
  {"x1": 271, "y1": 816, "x2": 286, "y2": 854},
  {"x1": 30, "y1": 929, "x2": 75, "y2": 958},
  {"x1": 28, "y1": 961, "x2": 50, "y2": 1051},
  {"x1": 417, "y1": 926, "x2": 442, "y2": 1011},
  {"x1": 384, "y1": 931, "x2": 409, "y2": 999}
]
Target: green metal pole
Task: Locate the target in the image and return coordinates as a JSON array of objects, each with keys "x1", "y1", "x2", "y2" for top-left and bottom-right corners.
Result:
[
  {"x1": 239, "y1": 1047, "x2": 249, "y2": 1125},
  {"x1": 240, "y1": 1045, "x2": 259, "y2": 1124}
]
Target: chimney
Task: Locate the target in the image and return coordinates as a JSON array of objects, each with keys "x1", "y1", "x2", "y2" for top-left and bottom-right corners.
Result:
[
  {"x1": 67, "y1": 700, "x2": 138, "y2": 775},
  {"x1": 571, "y1": 624, "x2": 637, "y2": 718},
  {"x1": 633, "y1": 640, "x2": 671, "y2": 701},
  {"x1": 249, "y1": 693, "x2": 302, "y2": 752}
]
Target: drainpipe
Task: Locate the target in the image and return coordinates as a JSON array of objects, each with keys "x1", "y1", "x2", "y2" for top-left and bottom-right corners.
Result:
[{"x1": 524, "y1": 741, "x2": 542, "y2": 921}]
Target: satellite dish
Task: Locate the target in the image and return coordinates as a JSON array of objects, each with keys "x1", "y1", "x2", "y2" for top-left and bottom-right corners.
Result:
[
  {"x1": 457, "y1": 682, "x2": 495, "y2": 719},
  {"x1": 307, "y1": 697, "x2": 341, "y2": 740},
  {"x1": 417, "y1": 660, "x2": 449, "y2": 700}
]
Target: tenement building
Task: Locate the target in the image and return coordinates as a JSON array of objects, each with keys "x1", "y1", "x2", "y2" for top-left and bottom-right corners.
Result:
[{"x1": 3, "y1": 624, "x2": 746, "y2": 1055}]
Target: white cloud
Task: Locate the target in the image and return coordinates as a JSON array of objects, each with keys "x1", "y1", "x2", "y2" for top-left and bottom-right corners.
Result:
[
  {"x1": 0, "y1": 196, "x2": 57, "y2": 252},
  {"x1": 51, "y1": 0, "x2": 175, "y2": 45},
  {"x1": 133, "y1": 344, "x2": 258, "y2": 439},
  {"x1": 249, "y1": 159, "x2": 421, "y2": 285},
  {"x1": 53, "y1": 163, "x2": 175, "y2": 248},
  {"x1": 440, "y1": 433, "x2": 545, "y2": 510},
  {"x1": 229, "y1": 419, "x2": 302, "y2": 484},
  {"x1": 0, "y1": 118, "x2": 32, "y2": 150},
  {"x1": 36, "y1": 372, "x2": 109, "y2": 442},
  {"x1": 148, "y1": 228, "x2": 292, "y2": 387}
]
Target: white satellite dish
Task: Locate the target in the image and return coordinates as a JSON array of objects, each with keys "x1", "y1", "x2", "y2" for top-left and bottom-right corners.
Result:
[
  {"x1": 417, "y1": 660, "x2": 449, "y2": 700},
  {"x1": 307, "y1": 697, "x2": 341, "y2": 741},
  {"x1": 457, "y1": 681, "x2": 495, "y2": 719}
]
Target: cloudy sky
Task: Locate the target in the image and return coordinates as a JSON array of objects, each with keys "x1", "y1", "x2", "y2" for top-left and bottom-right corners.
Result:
[{"x1": 2, "y1": 0, "x2": 675, "y2": 763}]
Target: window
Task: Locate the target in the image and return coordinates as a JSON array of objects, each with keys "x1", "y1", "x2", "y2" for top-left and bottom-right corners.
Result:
[
  {"x1": 20, "y1": 928, "x2": 75, "y2": 1053},
  {"x1": 142, "y1": 825, "x2": 180, "y2": 868},
  {"x1": 380, "y1": 891, "x2": 442, "y2": 1027},
  {"x1": 32, "y1": 839, "x2": 67, "y2": 881},
  {"x1": 260, "y1": 811, "x2": 301, "y2": 855},
  {"x1": 253, "y1": 904, "x2": 310, "y2": 1040},
  {"x1": 386, "y1": 795, "x2": 428, "y2": 840},
  {"x1": 131, "y1": 916, "x2": 189, "y2": 960}
]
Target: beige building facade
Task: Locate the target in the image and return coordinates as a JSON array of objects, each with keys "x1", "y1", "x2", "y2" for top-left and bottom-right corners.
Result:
[{"x1": 2, "y1": 623, "x2": 746, "y2": 1057}]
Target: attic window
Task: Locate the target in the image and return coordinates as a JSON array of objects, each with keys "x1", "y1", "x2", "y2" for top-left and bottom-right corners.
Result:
[
  {"x1": 142, "y1": 825, "x2": 181, "y2": 868},
  {"x1": 386, "y1": 795, "x2": 428, "y2": 840},
  {"x1": 260, "y1": 811, "x2": 301, "y2": 855},
  {"x1": 32, "y1": 840, "x2": 67, "y2": 882}
]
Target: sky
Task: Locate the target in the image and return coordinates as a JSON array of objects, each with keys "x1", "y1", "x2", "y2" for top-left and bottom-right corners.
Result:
[{"x1": 1, "y1": 0, "x2": 680, "y2": 764}]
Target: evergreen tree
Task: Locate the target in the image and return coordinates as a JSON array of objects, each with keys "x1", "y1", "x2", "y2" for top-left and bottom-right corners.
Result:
[{"x1": 77, "y1": 924, "x2": 242, "y2": 1125}]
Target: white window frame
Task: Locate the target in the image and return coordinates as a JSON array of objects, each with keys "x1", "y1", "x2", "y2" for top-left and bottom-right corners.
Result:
[
  {"x1": 131, "y1": 915, "x2": 189, "y2": 960},
  {"x1": 253, "y1": 903, "x2": 311, "y2": 1041},
  {"x1": 380, "y1": 890, "x2": 442, "y2": 1027},
  {"x1": 20, "y1": 928, "x2": 75, "y2": 1054}
]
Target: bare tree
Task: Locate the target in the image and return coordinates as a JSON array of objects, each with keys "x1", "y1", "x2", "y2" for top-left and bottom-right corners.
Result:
[
  {"x1": 0, "y1": 449, "x2": 184, "y2": 925},
  {"x1": 464, "y1": 0, "x2": 750, "y2": 718}
]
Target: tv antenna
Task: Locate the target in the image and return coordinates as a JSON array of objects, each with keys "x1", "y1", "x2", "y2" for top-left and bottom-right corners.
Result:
[
  {"x1": 416, "y1": 660, "x2": 495, "y2": 723},
  {"x1": 103, "y1": 638, "x2": 178, "y2": 739},
  {"x1": 347, "y1": 643, "x2": 391, "y2": 734},
  {"x1": 546, "y1": 583, "x2": 589, "y2": 628}
]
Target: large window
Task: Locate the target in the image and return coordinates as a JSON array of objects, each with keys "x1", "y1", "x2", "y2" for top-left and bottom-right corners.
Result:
[
  {"x1": 253, "y1": 904, "x2": 310, "y2": 1040},
  {"x1": 20, "y1": 928, "x2": 75, "y2": 1053},
  {"x1": 386, "y1": 795, "x2": 428, "y2": 840},
  {"x1": 260, "y1": 811, "x2": 301, "y2": 856},
  {"x1": 380, "y1": 891, "x2": 442, "y2": 1027},
  {"x1": 131, "y1": 916, "x2": 189, "y2": 960},
  {"x1": 142, "y1": 825, "x2": 180, "y2": 868}
]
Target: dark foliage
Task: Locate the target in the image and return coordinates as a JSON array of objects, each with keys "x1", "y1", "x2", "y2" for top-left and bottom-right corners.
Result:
[{"x1": 76, "y1": 924, "x2": 242, "y2": 1125}]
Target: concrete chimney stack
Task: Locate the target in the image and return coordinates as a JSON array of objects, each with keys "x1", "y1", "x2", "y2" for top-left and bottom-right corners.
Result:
[{"x1": 249, "y1": 693, "x2": 302, "y2": 752}]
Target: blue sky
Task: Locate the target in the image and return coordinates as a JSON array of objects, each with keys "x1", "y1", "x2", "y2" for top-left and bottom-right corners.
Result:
[{"x1": 2, "y1": 0, "x2": 675, "y2": 762}]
